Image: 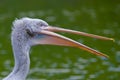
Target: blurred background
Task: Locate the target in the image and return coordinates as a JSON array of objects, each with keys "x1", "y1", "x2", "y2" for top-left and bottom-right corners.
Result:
[{"x1": 0, "y1": 0, "x2": 120, "y2": 80}]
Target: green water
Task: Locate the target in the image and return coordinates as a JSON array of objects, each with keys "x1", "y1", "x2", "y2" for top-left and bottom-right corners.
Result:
[{"x1": 0, "y1": 0, "x2": 120, "y2": 80}]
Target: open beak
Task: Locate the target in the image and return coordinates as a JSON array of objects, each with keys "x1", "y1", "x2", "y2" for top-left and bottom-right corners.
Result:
[{"x1": 33, "y1": 26, "x2": 114, "y2": 58}]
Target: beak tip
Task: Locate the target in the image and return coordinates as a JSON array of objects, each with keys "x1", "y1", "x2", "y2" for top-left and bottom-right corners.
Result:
[
  {"x1": 110, "y1": 38, "x2": 115, "y2": 42},
  {"x1": 99, "y1": 55, "x2": 109, "y2": 60},
  {"x1": 101, "y1": 54, "x2": 109, "y2": 59}
]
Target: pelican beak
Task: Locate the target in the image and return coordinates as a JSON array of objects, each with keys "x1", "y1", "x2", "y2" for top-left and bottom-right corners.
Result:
[{"x1": 33, "y1": 26, "x2": 114, "y2": 58}]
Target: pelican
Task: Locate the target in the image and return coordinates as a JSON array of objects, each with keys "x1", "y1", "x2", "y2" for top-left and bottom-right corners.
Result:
[{"x1": 3, "y1": 17, "x2": 113, "y2": 80}]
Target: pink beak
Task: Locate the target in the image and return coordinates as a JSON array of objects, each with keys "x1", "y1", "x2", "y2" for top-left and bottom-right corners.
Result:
[{"x1": 33, "y1": 26, "x2": 114, "y2": 58}]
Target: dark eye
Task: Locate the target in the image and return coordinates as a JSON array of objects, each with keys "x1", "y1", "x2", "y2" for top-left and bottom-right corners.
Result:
[
  {"x1": 26, "y1": 29, "x2": 34, "y2": 37},
  {"x1": 40, "y1": 23, "x2": 45, "y2": 26},
  {"x1": 37, "y1": 22, "x2": 47, "y2": 27}
]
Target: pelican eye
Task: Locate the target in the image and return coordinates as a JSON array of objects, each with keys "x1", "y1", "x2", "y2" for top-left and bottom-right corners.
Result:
[
  {"x1": 26, "y1": 29, "x2": 34, "y2": 37},
  {"x1": 37, "y1": 22, "x2": 48, "y2": 28}
]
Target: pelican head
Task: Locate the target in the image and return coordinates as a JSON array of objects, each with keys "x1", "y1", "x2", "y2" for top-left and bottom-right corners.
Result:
[
  {"x1": 13, "y1": 17, "x2": 113, "y2": 57},
  {"x1": 3, "y1": 17, "x2": 113, "y2": 80},
  {"x1": 12, "y1": 18, "x2": 48, "y2": 46}
]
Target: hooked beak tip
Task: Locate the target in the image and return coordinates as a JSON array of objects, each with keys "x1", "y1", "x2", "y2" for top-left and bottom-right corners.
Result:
[{"x1": 110, "y1": 38, "x2": 115, "y2": 42}]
